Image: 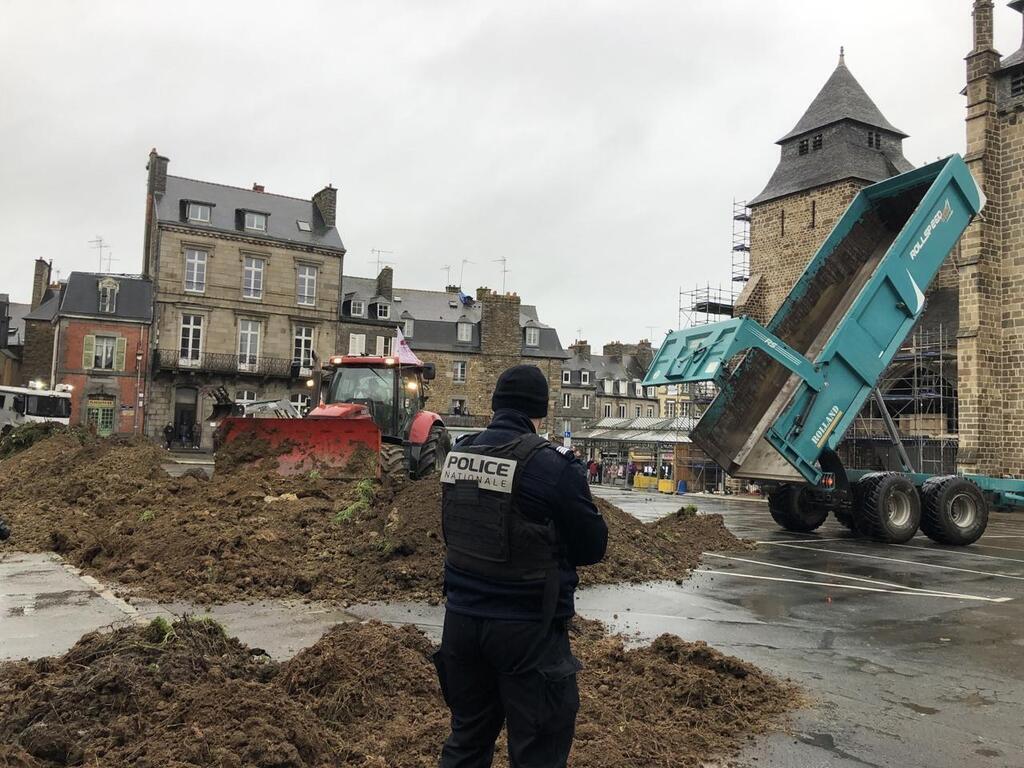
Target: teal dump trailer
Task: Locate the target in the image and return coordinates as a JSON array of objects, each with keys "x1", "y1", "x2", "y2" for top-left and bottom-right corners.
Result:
[{"x1": 644, "y1": 155, "x2": 1016, "y2": 545}]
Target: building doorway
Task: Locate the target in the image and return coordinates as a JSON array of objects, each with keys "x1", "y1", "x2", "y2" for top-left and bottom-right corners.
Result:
[
  {"x1": 86, "y1": 396, "x2": 116, "y2": 437},
  {"x1": 173, "y1": 386, "x2": 198, "y2": 445}
]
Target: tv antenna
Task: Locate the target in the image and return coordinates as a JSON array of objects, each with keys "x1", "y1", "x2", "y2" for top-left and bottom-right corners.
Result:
[
  {"x1": 459, "y1": 258, "x2": 475, "y2": 287},
  {"x1": 368, "y1": 248, "x2": 395, "y2": 272},
  {"x1": 493, "y1": 256, "x2": 510, "y2": 293},
  {"x1": 576, "y1": 327, "x2": 584, "y2": 341},
  {"x1": 89, "y1": 236, "x2": 112, "y2": 272},
  {"x1": 441, "y1": 264, "x2": 453, "y2": 284}
]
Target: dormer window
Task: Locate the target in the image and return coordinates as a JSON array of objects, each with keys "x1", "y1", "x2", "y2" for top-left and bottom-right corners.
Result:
[
  {"x1": 244, "y1": 211, "x2": 267, "y2": 231},
  {"x1": 350, "y1": 299, "x2": 365, "y2": 317},
  {"x1": 98, "y1": 278, "x2": 118, "y2": 314},
  {"x1": 403, "y1": 317, "x2": 414, "y2": 337},
  {"x1": 457, "y1": 321, "x2": 473, "y2": 343},
  {"x1": 867, "y1": 130, "x2": 882, "y2": 149},
  {"x1": 376, "y1": 303, "x2": 391, "y2": 319},
  {"x1": 187, "y1": 203, "x2": 211, "y2": 223},
  {"x1": 525, "y1": 327, "x2": 540, "y2": 347},
  {"x1": 812, "y1": 134, "x2": 823, "y2": 151},
  {"x1": 581, "y1": 371, "x2": 591, "y2": 385},
  {"x1": 798, "y1": 139, "x2": 809, "y2": 156}
]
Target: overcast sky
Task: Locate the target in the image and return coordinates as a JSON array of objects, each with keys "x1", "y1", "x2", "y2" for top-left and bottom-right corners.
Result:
[{"x1": 3, "y1": 1, "x2": 1022, "y2": 348}]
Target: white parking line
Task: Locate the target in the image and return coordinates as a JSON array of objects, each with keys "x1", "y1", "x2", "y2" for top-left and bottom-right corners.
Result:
[
  {"x1": 891, "y1": 543, "x2": 1024, "y2": 564},
  {"x1": 974, "y1": 543, "x2": 1024, "y2": 553},
  {"x1": 759, "y1": 542, "x2": 1024, "y2": 581},
  {"x1": 984, "y1": 534, "x2": 1024, "y2": 538},
  {"x1": 702, "y1": 552, "x2": 1006, "y2": 600},
  {"x1": 697, "y1": 569, "x2": 1012, "y2": 602},
  {"x1": 755, "y1": 537, "x2": 852, "y2": 544}
]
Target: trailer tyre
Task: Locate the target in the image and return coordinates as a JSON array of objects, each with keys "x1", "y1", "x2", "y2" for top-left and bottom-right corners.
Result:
[
  {"x1": 853, "y1": 472, "x2": 920, "y2": 543},
  {"x1": 380, "y1": 444, "x2": 408, "y2": 481},
  {"x1": 768, "y1": 484, "x2": 828, "y2": 532},
  {"x1": 412, "y1": 425, "x2": 451, "y2": 480},
  {"x1": 920, "y1": 476, "x2": 988, "y2": 546}
]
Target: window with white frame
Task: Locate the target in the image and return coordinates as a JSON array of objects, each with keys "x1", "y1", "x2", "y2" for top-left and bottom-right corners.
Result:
[
  {"x1": 184, "y1": 249, "x2": 207, "y2": 293},
  {"x1": 634, "y1": 383, "x2": 643, "y2": 397},
  {"x1": 376, "y1": 303, "x2": 390, "y2": 319},
  {"x1": 375, "y1": 336, "x2": 395, "y2": 356},
  {"x1": 453, "y1": 360, "x2": 467, "y2": 382},
  {"x1": 646, "y1": 386, "x2": 655, "y2": 398},
  {"x1": 562, "y1": 393, "x2": 571, "y2": 408},
  {"x1": 350, "y1": 299, "x2": 365, "y2": 317},
  {"x1": 562, "y1": 370, "x2": 571, "y2": 385},
  {"x1": 238, "y1": 319, "x2": 261, "y2": 370},
  {"x1": 293, "y1": 325, "x2": 314, "y2": 369},
  {"x1": 93, "y1": 336, "x2": 116, "y2": 370},
  {"x1": 296, "y1": 265, "x2": 317, "y2": 306},
  {"x1": 618, "y1": 381, "x2": 627, "y2": 396},
  {"x1": 666, "y1": 400, "x2": 677, "y2": 418},
  {"x1": 451, "y1": 398, "x2": 467, "y2": 415},
  {"x1": 289, "y1": 393, "x2": 311, "y2": 415},
  {"x1": 603, "y1": 380, "x2": 613, "y2": 394},
  {"x1": 525, "y1": 327, "x2": 540, "y2": 347},
  {"x1": 98, "y1": 279, "x2": 118, "y2": 313},
  {"x1": 244, "y1": 211, "x2": 267, "y2": 231},
  {"x1": 403, "y1": 318, "x2": 414, "y2": 337},
  {"x1": 582, "y1": 394, "x2": 590, "y2": 410},
  {"x1": 348, "y1": 333, "x2": 366, "y2": 355},
  {"x1": 581, "y1": 371, "x2": 590, "y2": 385},
  {"x1": 682, "y1": 383, "x2": 690, "y2": 394},
  {"x1": 603, "y1": 404, "x2": 611, "y2": 418},
  {"x1": 235, "y1": 390, "x2": 257, "y2": 403},
  {"x1": 457, "y1": 322, "x2": 473, "y2": 342},
  {"x1": 647, "y1": 406, "x2": 654, "y2": 418},
  {"x1": 242, "y1": 256, "x2": 265, "y2": 299},
  {"x1": 617, "y1": 404, "x2": 626, "y2": 418},
  {"x1": 179, "y1": 314, "x2": 202, "y2": 365},
  {"x1": 681, "y1": 402, "x2": 691, "y2": 417},
  {"x1": 634, "y1": 405, "x2": 641, "y2": 417},
  {"x1": 187, "y1": 203, "x2": 211, "y2": 223}
]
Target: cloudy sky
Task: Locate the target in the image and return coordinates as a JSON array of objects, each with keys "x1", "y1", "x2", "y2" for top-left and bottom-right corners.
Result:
[{"x1": 2, "y1": 1, "x2": 1022, "y2": 348}]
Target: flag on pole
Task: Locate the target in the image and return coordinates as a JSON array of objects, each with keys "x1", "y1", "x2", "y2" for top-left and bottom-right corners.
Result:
[{"x1": 395, "y1": 328, "x2": 423, "y2": 365}]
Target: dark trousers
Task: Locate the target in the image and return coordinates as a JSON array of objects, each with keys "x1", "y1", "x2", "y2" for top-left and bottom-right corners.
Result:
[{"x1": 434, "y1": 611, "x2": 580, "y2": 768}]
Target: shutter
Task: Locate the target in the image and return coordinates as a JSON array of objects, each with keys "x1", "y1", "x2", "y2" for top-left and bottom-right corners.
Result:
[
  {"x1": 114, "y1": 337, "x2": 127, "y2": 371},
  {"x1": 376, "y1": 336, "x2": 384, "y2": 356},
  {"x1": 82, "y1": 335, "x2": 95, "y2": 369},
  {"x1": 179, "y1": 200, "x2": 189, "y2": 222}
]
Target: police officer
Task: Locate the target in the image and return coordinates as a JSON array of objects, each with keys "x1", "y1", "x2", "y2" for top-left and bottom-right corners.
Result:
[{"x1": 435, "y1": 364, "x2": 608, "y2": 768}]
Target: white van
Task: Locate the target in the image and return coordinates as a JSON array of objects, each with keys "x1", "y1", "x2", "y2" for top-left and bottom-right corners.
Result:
[{"x1": 0, "y1": 385, "x2": 72, "y2": 435}]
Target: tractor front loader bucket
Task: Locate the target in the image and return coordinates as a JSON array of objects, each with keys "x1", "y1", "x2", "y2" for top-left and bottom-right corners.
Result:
[{"x1": 216, "y1": 417, "x2": 383, "y2": 479}]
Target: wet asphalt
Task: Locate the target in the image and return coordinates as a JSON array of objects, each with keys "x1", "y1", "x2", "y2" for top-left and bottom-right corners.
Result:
[{"x1": 2, "y1": 482, "x2": 1023, "y2": 767}]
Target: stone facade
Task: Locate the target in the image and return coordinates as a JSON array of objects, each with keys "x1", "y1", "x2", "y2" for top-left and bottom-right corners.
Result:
[
  {"x1": 142, "y1": 151, "x2": 346, "y2": 449},
  {"x1": 20, "y1": 319, "x2": 54, "y2": 387},
  {"x1": 957, "y1": 0, "x2": 1024, "y2": 476}
]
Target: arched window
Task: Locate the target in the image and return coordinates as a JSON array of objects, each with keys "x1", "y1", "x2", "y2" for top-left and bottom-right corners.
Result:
[{"x1": 98, "y1": 278, "x2": 119, "y2": 313}]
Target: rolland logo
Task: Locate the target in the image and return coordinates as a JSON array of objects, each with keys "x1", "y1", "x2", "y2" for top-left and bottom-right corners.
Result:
[
  {"x1": 812, "y1": 405, "x2": 841, "y2": 447},
  {"x1": 909, "y1": 200, "x2": 953, "y2": 261}
]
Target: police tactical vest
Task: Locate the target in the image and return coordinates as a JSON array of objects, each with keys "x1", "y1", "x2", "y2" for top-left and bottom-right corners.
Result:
[{"x1": 440, "y1": 433, "x2": 561, "y2": 582}]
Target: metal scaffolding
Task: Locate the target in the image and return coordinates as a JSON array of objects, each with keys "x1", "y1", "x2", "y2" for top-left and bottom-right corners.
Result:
[
  {"x1": 839, "y1": 324, "x2": 958, "y2": 475},
  {"x1": 732, "y1": 199, "x2": 751, "y2": 285}
]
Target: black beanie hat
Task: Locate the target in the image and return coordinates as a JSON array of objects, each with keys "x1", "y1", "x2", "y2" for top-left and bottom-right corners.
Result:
[{"x1": 491, "y1": 365, "x2": 549, "y2": 418}]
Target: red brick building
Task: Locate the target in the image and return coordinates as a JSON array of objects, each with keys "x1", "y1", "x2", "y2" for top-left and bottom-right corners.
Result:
[{"x1": 52, "y1": 273, "x2": 153, "y2": 436}]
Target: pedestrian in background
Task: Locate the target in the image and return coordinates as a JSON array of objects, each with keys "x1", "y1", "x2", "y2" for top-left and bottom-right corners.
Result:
[
  {"x1": 163, "y1": 422, "x2": 174, "y2": 450},
  {"x1": 192, "y1": 421, "x2": 202, "y2": 449}
]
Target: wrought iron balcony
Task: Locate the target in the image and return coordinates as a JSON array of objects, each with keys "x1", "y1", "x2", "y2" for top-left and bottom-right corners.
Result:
[{"x1": 154, "y1": 348, "x2": 297, "y2": 379}]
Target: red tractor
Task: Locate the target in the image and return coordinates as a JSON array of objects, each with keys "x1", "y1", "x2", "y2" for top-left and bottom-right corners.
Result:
[{"x1": 215, "y1": 355, "x2": 450, "y2": 480}]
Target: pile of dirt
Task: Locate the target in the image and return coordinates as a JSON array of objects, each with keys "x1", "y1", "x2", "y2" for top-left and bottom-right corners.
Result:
[
  {"x1": 0, "y1": 422, "x2": 90, "y2": 459},
  {"x1": 0, "y1": 618, "x2": 799, "y2": 768},
  {"x1": 0, "y1": 434, "x2": 752, "y2": 604}
]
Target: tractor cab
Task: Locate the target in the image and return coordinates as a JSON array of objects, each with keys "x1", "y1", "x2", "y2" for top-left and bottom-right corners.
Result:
[{"x1": 314, "y1": 355, "x2": 436, "y2": 441}]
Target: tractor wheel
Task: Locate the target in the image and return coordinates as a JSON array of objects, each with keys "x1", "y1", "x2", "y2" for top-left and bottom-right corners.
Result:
[
  {"x1": 852, "y1": 472, "x2": 920, "y2": 543},
  {"x1": 768, "y1": 484, "x2": 828, "y2": 532},
  {"x1": 920, "y1": 476, "x2": 988, "y2": 545},
  {"x1": 380, "y1": 443, "x2": 408, "y2": 481},
  {"x1": 412, "y1": 425, "x2": 451, "y2": 480},
  {"x1": 834, "y1": 506, "x2": 856, "y2": 531}
]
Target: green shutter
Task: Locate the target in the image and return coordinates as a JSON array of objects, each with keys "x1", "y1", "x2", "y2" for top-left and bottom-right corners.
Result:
[
  {"x1": 82, "y1": 335, "x2": 95, "y2": 369},
  {"x1": 114, "y1": 337, "x2": 127, "y2": 371}
]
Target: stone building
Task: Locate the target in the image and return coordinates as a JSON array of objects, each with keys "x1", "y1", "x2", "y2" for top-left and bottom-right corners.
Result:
[
  {"x1": 20, "y1": 259, "x2": 60, "y2": 388},
  {"x1": 0, "y1": 294, "x2": 30, "y2": 386},
  {"x1": 958, "y1": 0, "x2": 1024, "y2": 476},
  {"x1": 51, "y1": 273, "x2": 152, "y2": 436},
  {"x1": 736, "y1": 51, "x2": 914, "y2": 322},
  {"x1": 142, "y1": 150, "x2": 346, "y2": 447},
  {"x1": 558, "y1": 340, "x2": 659, "y2": 439},
  {"x1": 339, "y1": 270, "x2": 569, "y2": 431}
]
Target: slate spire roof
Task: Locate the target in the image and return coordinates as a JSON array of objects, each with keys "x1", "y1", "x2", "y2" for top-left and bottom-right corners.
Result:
[{"x1": 778, "y1": 53, "x2": 906, "y2": 143}]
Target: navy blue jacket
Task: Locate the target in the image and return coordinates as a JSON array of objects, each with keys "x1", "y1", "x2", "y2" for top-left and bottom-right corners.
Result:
[{"x1": 443, "y1": 409, "x2": 608, "y2": 620}]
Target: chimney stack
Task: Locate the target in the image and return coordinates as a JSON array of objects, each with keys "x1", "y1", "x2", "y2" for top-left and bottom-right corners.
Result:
[
  {"x1": 31, "y1": 259, "x2": 51, "y2": 309},
  {"x1": 313, "y1": 184, "x2": 337, "y2": 228},
  {"x1": 972, "y1": 0, "x2": 996, "y2": 52},
  {"x1": 570, "y1": 339, "x2": 591, "y2": 359},
  {"x1": 376, "y1": 266, "x2": 394, "y2": 300},
  {"x1": 0, "y1": 294, "x2": 9, "y2": 351},
  {"x1": 445, "y1": 285, "x2": 461, "y2": 294},
  {"x1": 252, "y1": 183, "x2": 265, "y2": 193},
  {"x1": 146, "y1": 148, "x2": 168, "y2": 195}
]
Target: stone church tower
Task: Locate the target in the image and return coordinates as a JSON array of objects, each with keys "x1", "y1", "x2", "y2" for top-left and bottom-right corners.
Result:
[
  {"x1": 736, "y1": 52, "x2": 913, "y2": 322},
  {"x1": 959, "y1": 0, "x2": 1024, "y2": 477}
]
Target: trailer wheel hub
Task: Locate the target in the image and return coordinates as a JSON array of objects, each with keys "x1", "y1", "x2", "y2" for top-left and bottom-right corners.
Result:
[
  {"x1": 886, "y1": 489, "x2": 914, "y2": 529},
  {"x1": 949, "y1": 493, "x2": 978, "y2": 529}
]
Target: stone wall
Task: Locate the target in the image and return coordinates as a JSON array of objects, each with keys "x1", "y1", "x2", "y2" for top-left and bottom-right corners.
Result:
[{"x1": 21, "y1": 319, "x2": 54, "y2": 387}]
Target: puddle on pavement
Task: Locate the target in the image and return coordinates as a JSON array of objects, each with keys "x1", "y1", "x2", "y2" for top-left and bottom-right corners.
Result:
[{"x1": 900, "y1": 700, "x2": 940, "y2": 715}]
